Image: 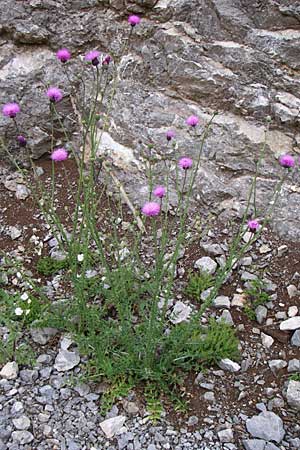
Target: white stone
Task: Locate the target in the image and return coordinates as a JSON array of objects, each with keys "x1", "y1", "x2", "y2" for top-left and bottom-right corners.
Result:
[
  {"x1": 100, "y1": 415, "x2": 126, "y2": 438},
  {"x1": 218, "y1": 428, "x2": 234, "y2": 443},
  {"x1": 261, "y1": 332, "x2": 274, "y2": 348},
  {"x1": 194, "y1": 256, "x2": 217, "y2": 275},
  {"x1": 268, "y1": 359, "x2": 287, "y2": 373},
  {"x1": 231, "y1": 293, "x2": 246, "y2": 307},
  {"x1": 246, "y1": 411, "x2": 285, "y2": 443},
  {"x1": 213, "y1": 296, "x2": 230, "y2": 309},
  {"x1": 9, "y1": 226, "x2": 22, "y2": 240},
  {"x1": 0, "y1": 362, "x2": 18, "y2": 380},
  {"x1": 170, "y1": 301, "x2": 192, "y2": 324},
  {"x1": 287, "y1": 285, "x2": 298, "y2": 298},
  {"x1": 15, "y1": 184, "x2": 30, "y2": 200},
  {"x1": 280, "y1": 317, "x2": 300, "y2": 331},
  {"x1": 13, "y1": 416, "x2": 31, "y2": 430},
  {"x1": 54, "y1": 350, "x2": 80, "y2": 372},
  {"x1": 286, "y1": 380, "x2": 300, "y2": 411},
  {"x1": 288, "y1": 306, "x2": 298, "y2": 317},
  {"x1": 218, "y1": 358, "x2": 240, "y2": 372}
]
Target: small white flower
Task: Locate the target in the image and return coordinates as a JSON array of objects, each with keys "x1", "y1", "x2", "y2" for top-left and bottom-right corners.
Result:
[
  {"x1": 20, "y1": 292, "x2": 29, "y2": 301},
  {"x1": 77, "y1": 254, "x2": 84, "y2": 262},
  {"x1": 27, "y1": 299, "x2": 32, "y2": 304},
  {"x1": 15, "y1": 307, "x2": 23, "y2": 316},
  {"x1": 25, "y1": 309, "x2": 30, "y2": 315}
]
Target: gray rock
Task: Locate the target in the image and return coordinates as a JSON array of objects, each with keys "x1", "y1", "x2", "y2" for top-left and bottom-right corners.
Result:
[
  {"x1": 268, "y1": 359, "x2": 287, "y2": 374},
  {"x1": 9, "y1": 226, "x2": 22, "y2": 240},
  {"x1": 100, "y1": 416, "x2": 126, "y2": 438},
  {"x1": 0, "y1": 362, "x2": 18, "y2": 380},
  {"x1": 54, "y1": 349, "x2": 80, "y2": 372},
  {"x1": 286, "y1": 380, "x2": 300, "y2": 411},
  {"x1": 255, "y1": 305, "x2": 268, "y2": 324},
  {"x1": 218, "y1": 358, "x2": 241, "y2": 372},
  {"x1": 218, "y1": 428, "x2": 234, "y2": 443},
  {"x1": 12, "y1": 431, "x2": 34, "y2": 444},
  {"x1": 213, "y1": 296, "x2": 230, "y2": 309},
  {"x1": 265, "y1": 444, "x2": 281, "y2": 450},
  {"x1": 243, "y1": 441, "x2": 266, "y2": 450},
  {"x1": 15, "y1": 184, "x2": 30, "y2": 200},
  {"x1": 217, "y1": 309, "x2": 234, "y2": 325},
  {"x1": 280, "y1": 317, "x2": 300, "y2": 331},
  {"x1": 30, "y1": 327, "x2": 58, "y2": 345},
  {"x1": 246, "y1": 411, "x2": 285, "y2": 443},
  {"x1": 200, "y1": 243, "x2": 223, "y2": 256},
  {"x1": 170, "y1": 301, "x2": 192, "y2": 324},
  {"x1": 12, "y1": 416, "x2": 30, "y2": 430},
  {"x1": 291, "y1": 329, "x2": 300, "y2": 346},
  {"x1": 194, "y1": 257, "x2": 217, "y2": 275},
  {"x1": 288, "y1": 359, "x2": 300, "y2": 372},
  {"x1": 261, "y1": 333, "x2": 274, "y2": 349}
]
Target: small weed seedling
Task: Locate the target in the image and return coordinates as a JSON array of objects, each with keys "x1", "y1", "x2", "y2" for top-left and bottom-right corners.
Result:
[
  {"x1": 244, "y1": 278, "x2": 270, "y2": 320},
  {"x1": 185, "y1": 271, "x2": 214, "y2": 300}
]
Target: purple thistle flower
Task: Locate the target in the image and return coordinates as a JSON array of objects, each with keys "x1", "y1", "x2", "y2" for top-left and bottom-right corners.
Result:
[
  {"x1": 153, "y1": 185, "x2": 166, "y2": 198},
  {"x1": 85, "y1": 50, "x2": 100, "y2": 66},
  {"x1": 166, "y1": 130, "x2": 176, "y2": 141},
  {"x1": 56, "y1": 48, "x2": 71, "y2": 63},
  {"x1": 178, "y1": 157, "x2": 193, "y2": 170},
  {"x1": 279, "y1": 154, "x2": 295, "y2": 168},
  {"x1": 51, "y1": 148, "x2": 68, "y2": 162},
  {"x1": 2, "y1": 102, "x2": 20, "y2": 118},
  {"x1": 128, "y1": 15, "x2": 141, "y2": 26},
  {"x1": 17, "y1": 135, "x2": 27, "y2": 147},
  {"x1": 141, "y1": 202, "x2": 160, "y2": 217},
  {"x1": 102, "y1": 55, "x2": 112, "y2": 66},
  {"x1": 186, "y1": 115, "x2": 199, "y2": 127},
  {"x1": 46, "y1": 87, "x2": 63, "y2": 103},
  {"x1": 247, "y1": 219, "x2": 260, "y2": 232}
]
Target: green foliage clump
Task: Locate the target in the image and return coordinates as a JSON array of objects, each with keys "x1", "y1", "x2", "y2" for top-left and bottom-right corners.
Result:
[
  {"x1": 244, "y1": 278, "x2": 270, "y2": 320},
  {"x1": 36, "y1": 256, "x2": 69, "y2": 276},
  {"x1": 185, "y1": 271, "x2": 214, "y2": 300},
  {"x1": 289, "y1": 373, "x2": 300, "y2": 382}
]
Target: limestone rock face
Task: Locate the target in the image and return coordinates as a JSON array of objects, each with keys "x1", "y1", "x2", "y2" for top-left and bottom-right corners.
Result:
[{"x1": 1, "y1": 0, "x2": 300, "y2": 238}]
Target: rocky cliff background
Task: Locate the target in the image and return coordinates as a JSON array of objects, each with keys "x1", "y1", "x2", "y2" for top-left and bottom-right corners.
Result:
[{"x1": 1, "y1": 0, "x2": 300, "y2": 238}]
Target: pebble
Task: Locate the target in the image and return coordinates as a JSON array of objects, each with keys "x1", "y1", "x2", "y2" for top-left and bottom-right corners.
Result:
[
  {"x1": 54, "y1": 349, "x2": 80, "y2": 372},
  {"x1": 246, "y1": 411, "x2": 285, "y2": 443},
  {"x1": 255, "y1": 306, "x2": 267, "y2": 324},
  {"x1": 12, "y1": 430, "x2": 34, "y2": 444},
  {"x1": 291, "y1": 329, "x2": 300, "y2": 346},
  {"x1": 287, "y1": 285, "x2": 298, "y2": 298},
  {"x1": 12, "y1": 416, "x2": 31, "y2": 430},
  {"x1": 280, "y1": 317, "x2": 300, "y2": 331},
  {"x1": 218, "y1": 429, "x2": 233, "y2": 443},
  {"x1": 286, "y1": 380, "x2": 300, "y2": 411},
  {"x1": 261, "y1": 333, "x2": 274, "y2": 348},
  {"x1": 100, "y1": 416, "x2": 126, "y2": 438},
  {"x1": 0, "y1": 362, "x2": 18, "y2": 380},
  {"x1": 287, "y1": 359, "x2": 300, "y2": 372},
  {"x1": 288, "y1": 306, "x2": 298, "y2": 317},
  {"x1": 213, "y1": 296, "x2": 230, "y2": 309},
  {"x1": 218, "y1": 359, "x2": 241, "y2": 372},
  {"x1": 268, "y1": 359, "x2": 287, "y2": 373},
  {"x1": 194, "y1": 257, "x2": 217, "y2": 275},
  {"x1": 170, "y1": 301, "x2": 192, "y2": 324}
]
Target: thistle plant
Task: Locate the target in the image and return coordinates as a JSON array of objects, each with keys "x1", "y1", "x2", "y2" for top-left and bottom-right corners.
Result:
[{"x1": 0, "y1": 14, "x2": 297, "y2": 406}]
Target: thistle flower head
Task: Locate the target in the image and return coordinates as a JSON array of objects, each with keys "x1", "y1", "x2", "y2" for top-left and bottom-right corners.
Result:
[
  {"x1": 153, "y1": 185, "x2": 166, "y2": 198},
  {"x1": 56, "y1": 48, "x2": 71, "y2": 63},
  {"x1": 142, "y1": 201, "x2": 160, "y2": 217},
  {"x1": 51, "y1": 148, "x2": 68, "y2": 161},
  {"x1": 279, "y1": 154, "x2": 295, "y2": 168},
  {"x1": 85, "y1": 50, "x2": 100, "y2": 66},
  {"x1": 186, "y1": 115, "x2": 199, "y2": 127},
  {"x1": 247, "y1": 219, "x2": 259, "y2": 232},
  {"x1": 2, "y1": 102, "x2": 20, "y2": 118},
  {"x1": 166, "y1": 130, "x2": 175, "y2": 141},
  {"x1": 128, "y1": 15, "x2": 141, "y2": 26},
  {"x1": 102, "y1": 54, "x2": 112, "y2": 66},
  {"x1": 178, "y1": 157, "x2": 193, "y2": 170},
  {"x1": 17, "y1": 135, "x2": 27, "y2": 147},
  {"x1": 46, "y1": 87, "x2": 63, "y2": 103}
]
